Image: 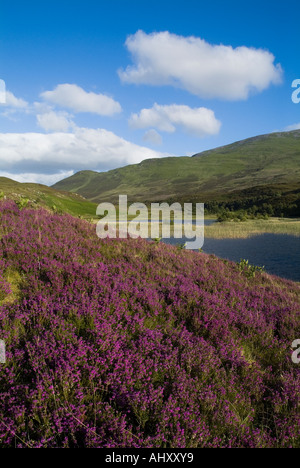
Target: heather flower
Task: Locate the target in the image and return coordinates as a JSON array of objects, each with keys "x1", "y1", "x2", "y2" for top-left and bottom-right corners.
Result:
[{"x1": 0, "y1": 200, "x2": 299, "y2": 448}]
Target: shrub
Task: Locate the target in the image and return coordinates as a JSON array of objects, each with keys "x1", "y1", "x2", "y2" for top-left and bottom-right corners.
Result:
[{"x1": 0, "y1": 200, "x2": 298, "y2": 448}]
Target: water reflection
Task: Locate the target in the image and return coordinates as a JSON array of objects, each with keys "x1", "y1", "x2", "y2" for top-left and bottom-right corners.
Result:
[{"x1": 162, "y1": 233, "x2": 300, "y2": 282}]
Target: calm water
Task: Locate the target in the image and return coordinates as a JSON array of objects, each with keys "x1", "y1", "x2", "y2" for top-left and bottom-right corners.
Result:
[{"x1": 160, "y1": 222, "x2": 300, "y2": 282}]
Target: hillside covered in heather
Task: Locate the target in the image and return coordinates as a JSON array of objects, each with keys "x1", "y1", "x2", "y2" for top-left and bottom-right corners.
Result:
[{"x1": 0, "y1": 200, "x2": 299, "y2": 448}]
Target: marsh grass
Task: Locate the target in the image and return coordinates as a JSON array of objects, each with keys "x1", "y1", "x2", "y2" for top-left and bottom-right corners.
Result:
[
  {"x1": 94, "y1": 217, "x2": 300, "y2": 240},
  {"x1": 205, "y1": 218, "x2": 300, "y2": 239}
]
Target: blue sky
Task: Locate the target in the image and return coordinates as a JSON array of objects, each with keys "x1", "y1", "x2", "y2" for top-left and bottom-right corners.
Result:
[{"x1": 0, "y1": 0, "x2": 299, "y2": 185}]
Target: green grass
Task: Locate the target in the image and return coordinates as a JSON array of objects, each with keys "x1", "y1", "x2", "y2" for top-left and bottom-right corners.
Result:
[
  {"x1": 205, "y1": 218, "x2": 300, "y2": 238},
  {"x1": 53, "y1": 130, "x2": 300, "y2": 211},
  {"x1": 1, "y1": 269, "x2": 23, "y2": 305},
  {"x1": 0, "y1": 177, "x2": 98, "y2": 218},
  {"x1": 94, "y1": 217, "x2": 300, "y2": 239}
]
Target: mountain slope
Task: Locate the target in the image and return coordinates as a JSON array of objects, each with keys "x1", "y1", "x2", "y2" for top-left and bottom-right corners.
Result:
[
  {"x1": 0, "y1": 200, "x2": 299, "y2": 447},
  {"x1": 0, "y1": 177, "x2": 97, "y2": 218},
  {"x1": 52, "y1": 130, "x2": 300, "y2": 208}
]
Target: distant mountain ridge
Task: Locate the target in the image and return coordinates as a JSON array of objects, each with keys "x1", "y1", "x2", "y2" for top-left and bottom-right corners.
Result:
[
  {"x1": 52, "y1": 130, "x2": 300, "y2": 216},
  {"x1": 193, "y1": 130, "x2": 300, "y2": 157}
]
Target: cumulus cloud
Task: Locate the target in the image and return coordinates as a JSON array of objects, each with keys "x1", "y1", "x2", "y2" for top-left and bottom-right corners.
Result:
[
  {"x1": 5, "y1": 91, "x2": 29, "y2": 109},
  {"x1": 0, "y1": 127, "x2": 166, "y2": 184},
  {"x1": 0, "y1": 80, "x2": 5, "y2": 104},
  {"x1": 129, "y1": 103, "x2": 221, "y2": 137},
  {"x1": 0, "y1": 90, "x2": 29, "y2": 119},
  {"x1": 37, "y1": 111, "x2": 75, "y2": 132},
  {"x1": 0, "y1": 170, "x2": 75, "y2": 186},
  {"x1": 284, "y1": 123, "x2": 300, "y2": 132},
  {"x1": 119, "y1": 31, "x2": 283, "y2": 100},
  {"x1": 143, "y1": 129, "x2": 163, "y2": 145},
  {"x1": 41, "y1": 84, "x2": 122, "y2": 116}
]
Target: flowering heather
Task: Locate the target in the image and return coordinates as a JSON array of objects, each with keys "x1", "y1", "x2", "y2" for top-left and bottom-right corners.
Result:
[{"x1": 0, "y1": 200, "x2": 299, "y2": 448}]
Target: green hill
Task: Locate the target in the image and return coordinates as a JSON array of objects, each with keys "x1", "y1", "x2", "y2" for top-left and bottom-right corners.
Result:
[
  {"x1": 52, "y1": 130, "x2": 300, "y2": 216},
  {"x1": 0, "y1": 177, "x2": 97, "y2": 218}
]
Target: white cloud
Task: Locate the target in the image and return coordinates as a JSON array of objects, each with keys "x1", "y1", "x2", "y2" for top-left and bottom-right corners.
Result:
[
  {"x1": 37, "y1": 111, "x2": 75, "y2": 132},
  {"x1": 0, "y1": 127, "x2": 167, "y2": 184},
  {"x1": 129, "y1": 103, "x2": 221, "y2": 137},
  {"x1": 41, "y1": 84, "x2": 122, "y2": 116},
  {"x1": 143, "y1": 129, "x2": 163, "y2": 145},
  {"x1": 33, "y1": 101, "x2": 55, "y2": 114},
  {"x1": 0, "y1": 80, "x2": 6, "y2": 104},
  {"x1": 119, "y1": 31, "x2": 283, "y2": 100},
  {"x1": 4, "y1": 91, "x2": 29, "y2": 109},
  {"x1": 0, "y1": 170, "x2": 75, "y2": 186},
  {"x1": 0, "y1": 90, "x2": 29, "y2": 119},
  {"x1": 284, "y1": 123, "x2": 300, "y2": 132}
]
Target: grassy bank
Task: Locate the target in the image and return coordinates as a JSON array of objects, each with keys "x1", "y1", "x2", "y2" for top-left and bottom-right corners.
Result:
[
  {"x1": 205, "y1": 218, "x2": 300, "y2": 239},
  {"x1": 94, "y1": 217, "x2": 300, "y2": 240},
  {"x1": 0, "y1": 176, "x2": 97, "y2": 218}
]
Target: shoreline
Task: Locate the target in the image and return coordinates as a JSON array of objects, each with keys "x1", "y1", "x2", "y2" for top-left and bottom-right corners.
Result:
[
  {"x1": 94, "y1": 217, "x2": 300, "y2": 239},
  {"x1": 204, "y1": 218, "x2": 300, "y2": 239}
]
